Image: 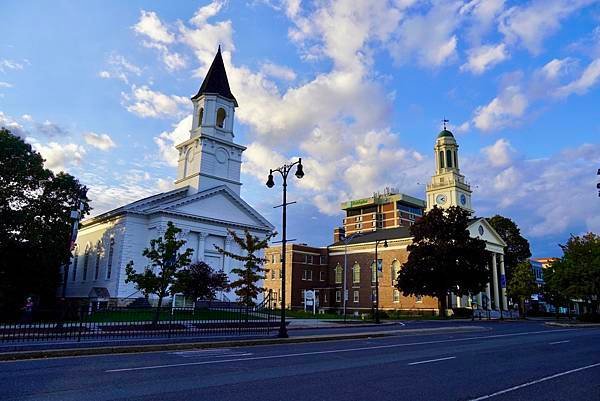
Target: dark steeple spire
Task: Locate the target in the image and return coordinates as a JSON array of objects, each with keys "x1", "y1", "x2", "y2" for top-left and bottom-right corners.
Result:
[{"x1": 192, "y1": 46, "x2": 238, "y2": 106}]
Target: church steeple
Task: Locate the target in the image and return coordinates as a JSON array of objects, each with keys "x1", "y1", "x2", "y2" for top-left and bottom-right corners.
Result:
[
  {"x1": 425, "y1": 121, "x2": 472, "y2": 212},
  {"x1": 173, "y1": 47, "x2": 245, "y2": 196}
]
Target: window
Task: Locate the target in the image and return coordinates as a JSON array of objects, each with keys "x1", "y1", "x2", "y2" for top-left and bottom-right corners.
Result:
[
  {"x1": 72, "y1": 248, "x2": 79, "y2": 282},
  {"x1": 216, "y1": 107, "x2": 226, "y2": 128},
  {"x1": 302, "y1": 269, "x2": 313, "y2": 281},
  {"x1": 301, "y1": 289, "x2": 306, "y2": 304},
  {"x1": 106, "y1": 238, "x2": 114, "y2": 279},
  {"x1": 391, "y1": 260, "x2": 400, "y2": 285},
  {"x1": 320, "y1": 271, "x2": 325, "y2": 281},
  {"x1": 324, "y1": 292, "x2": 328, "y2": 303},
  {"x1": 353, "y1": 290, "x2": 359, "y2": 303},
  {"x1": 279, "y1": 269, "x2": 282, "y2": 279},
  {"x1": 198, "y1": 107, "x2": 204, "y2": 126},
  {"x1": 302, "y1": 254, "x2": 308, "y2": 263},
  {"x1": 94, "y1": 242, "x2": 101, "y2": 280},
  {"x1": 270, "y1": 254, "x2": 275, "y2": 263},
  {"x1": 355, "y1": 223, "x2": 362, "y2": 229},
  {"x1": 82, "y1": 244, "x2": 90, "y2": 281},
  {"x1": 320, "y1": 256, "x2": 326, "y2": 265},
  {"x1": 335, "y1": 264, "x2": 343, "y2": 284},
  {"x1": 370, "y1": 261, "x2": 378, "y2": 283},
  {"x1": 271, "y1": 269, "x2": 276, "y2": 279},
  {"x1": 352, "y1": 263, "x2": 360, "y2": 284},
  {"x1": 446, "y1": 149, "x2": 453, "y2": 168},
  {"x1": 439, "y1": 150, "x2": 445, "y2": 169},
  {"x1": 335, "y1": 290, "x2": 341, "y2": 303},
  {"x1": 415, "y1": 295, "x2": 423, "y2": 303},
  {"x1": 371, "y1": 289, "x2": 377, "y2": 302},
  {"x1": 393, "y1": 289, "x2": 400, "y2": 303},
  {"x1": 307, "y1": 255, "x2": 314, "y2": 264}
]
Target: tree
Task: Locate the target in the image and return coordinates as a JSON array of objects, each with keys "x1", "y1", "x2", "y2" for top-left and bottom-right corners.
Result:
[
  {"x1": 125, "y1": 221, "x2": 193, "y2": 323},
  {"x1": 215, "y1": 229, "x2": 275, "y2": 307},
  {"x1": 171, "y1": 262, "x2": 229, "y2": 302},
  {"x1": 487, "y1": 215, "x2": 531, "y2": 281},
  {"x1": 545, "y1": 233, "x2": 600, "y2": 316},
  {"x1": 507, "y1": 261, "x2": 538, "y2": 317},
  {"x1": 396, "y1": 206, "x2": 489, "y2": 318},
  {"x1": 0, "y1": 128, "x2": 90, "y2": 316}
]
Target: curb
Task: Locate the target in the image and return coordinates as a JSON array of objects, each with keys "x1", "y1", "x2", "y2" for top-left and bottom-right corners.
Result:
[
  {"x1": 0, "y1": 326, "x2": 485, "y2": 362},
  {"x1": 545, "y1": 321, "x2": 600, "y2": 328},
  {"x1": 287, "y1": 322, "x2": 399, "y2": 330}
]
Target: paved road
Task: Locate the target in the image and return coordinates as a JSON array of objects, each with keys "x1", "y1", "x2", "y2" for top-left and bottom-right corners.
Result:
[{"x1": 1, "y1": 321, "x2": 599, "y2": 401}]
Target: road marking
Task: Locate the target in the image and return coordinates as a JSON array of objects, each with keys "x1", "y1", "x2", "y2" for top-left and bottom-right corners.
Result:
[
  {"x1": 105, "y1": 328, "x2": 575, "y2": 373},
  {"x1": 469, "y1": 362, "x2": 600, "y2": 400},
  {"x1": 549, "y1": 340, "x2": 570, "y2": 345},
  {"x1": 408, "y1": 356, "x2": 456, "y2": 365}
]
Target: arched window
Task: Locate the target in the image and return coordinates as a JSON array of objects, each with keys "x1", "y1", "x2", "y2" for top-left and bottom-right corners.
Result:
[
  {"x1": 72, "y1": 247, "x2": 79, "y2": 282},
  {"x1": 198, "y1": 107, "x2": 204, "y2": 126},
  {"x1": 216, "y1": 108, "x2": 226, "y2": 128},
  {"x1": 352, "y1": 263, "x2": 360, "y2": 283},
  {"x1": 439, "y1": 150, "x2": 445, "y2": 169},
  {"x1": 183, "y1": 147, "x2": 192, "y2": 177},
  {"x1": 94, "y1": 241, "x2": 102, "y2": 280},
  {"x1": 106, "y1": 237, "x2": 114, "y2": 279},
  {"x1": 335, "y1": 263, "x2": 342, "y2": 284},
  {"x1": 83, "y1": 244, "x2": 90, "y2": 281},
  {"x1": 370, "y1": 261, "x2": 377, "y2": 283},
  {"x1": 391, "y1": 260, "x2": 400, "y2": 285},
  {"x1": 454, "y1": 150, "x2": 458, "y2": 169},
  {"x1": 446, "y1": 149, "x2": 453, "y2": 168}
]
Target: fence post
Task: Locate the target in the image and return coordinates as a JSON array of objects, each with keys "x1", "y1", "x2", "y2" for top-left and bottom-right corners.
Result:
[
  {"x1": 77, "y1": 306, "x2": 84, "y2": 342},
  {"x1": 168, "y1": 307, "x2": 173, "y2": 339}
]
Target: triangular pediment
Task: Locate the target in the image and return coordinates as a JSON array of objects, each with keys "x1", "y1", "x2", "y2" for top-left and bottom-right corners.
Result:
[
  {"x1": 468, "y1": 218, "x2": 507, "y2": 248},
  {"x1": 148, "y1": 185, "x2": 273, "y2": 231}
]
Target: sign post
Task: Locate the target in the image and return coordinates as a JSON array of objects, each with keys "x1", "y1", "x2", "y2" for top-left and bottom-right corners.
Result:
[{"x1": 304, "y1": 290, "x2": 315, "y2": 314}]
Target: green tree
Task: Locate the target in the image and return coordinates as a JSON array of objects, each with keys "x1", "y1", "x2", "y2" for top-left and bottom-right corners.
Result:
[
  {"x1": 546, "y1": 233, "x2": 600, "y2": 316},
  {"x1": 507, "y1": 261, "x2": 538, "y2": 317},
  {"x1": 125, "y1": 221, "x2": 193, "y2": 323},
  {"x1": 396, "y1": 206, "x2": 489, "y2": 318},
  {"x1": 171, "y1": 262, "x2": 229, "y2": 302},
  {"x1": 542, "y1": 265, "x2": 570, "y2": 319},
  {"x1": 215, "y1": 229, "x2": 275, "y2": 307},
  {"x1": 0, "y1": 128, "x2": 90, "y2": 316},
  {"x1": 487, "y1": 215, "x2": 531, "y2": 281}
]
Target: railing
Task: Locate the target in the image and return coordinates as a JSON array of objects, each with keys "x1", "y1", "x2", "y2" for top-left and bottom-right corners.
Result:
[{"x1": 0, "y1": 293, "x2": 274, "y2": 343}]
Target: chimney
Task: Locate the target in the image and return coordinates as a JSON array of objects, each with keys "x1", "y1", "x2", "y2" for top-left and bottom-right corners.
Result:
[{"x1": 333, "y1": 227, "x2": 346, "y2": 243}]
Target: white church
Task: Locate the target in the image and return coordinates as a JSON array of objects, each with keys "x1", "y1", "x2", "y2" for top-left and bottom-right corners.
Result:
[{"x1": 63, "y1": 48, "x2": 274, "y2": 305}]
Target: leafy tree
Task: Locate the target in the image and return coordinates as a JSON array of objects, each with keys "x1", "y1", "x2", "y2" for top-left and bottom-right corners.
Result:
[
  {"x1": 0, "y1": 128, "x2": 90, "y2": 316},
  {"x1": 545, "y1": 233, "x2": 600, "y2": 315},
  {"x1": 396, "y1": 206, "x2": 489, "y2": 318},
  {"x1": 125, "y1": 221, "x2": 193, "y2": 323},
  {"x1": 171, "y1": 262, "x2": 229, "y2": 301},
  {"x1": 215, "y1": 229, "x2": 275, "y2": 307},
  {"x1": 487, "y1": 215, "x2": 531, "y2": 281},
  {"x1": 507, "y1": 261, "x2": 538, "y2": 317},
  {"x1": 542, "y1": 265, "x2": 570, "y2": 319}
]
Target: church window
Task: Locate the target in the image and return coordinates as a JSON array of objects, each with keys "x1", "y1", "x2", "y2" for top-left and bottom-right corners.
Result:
[
  {"x1": 439, "y1": 151, "x2": 445, "y2": 169},
  {"x1": 446, "y1": 149, "x2": 453, "y2": 168},
  {"x1": 393, "y1": 289, "x2": 400, "y2": 303},
  {"x1": 94, "y1": 242, "x2": 101, "y2": 280},
  {"x1": 335, "y1": 264, "x2": 343, "y2": 284},
  {"x1": 72, "y1": 248, "x2": 79, "y2": 282},
  {"x1": 352, "y1": 263, "x2": 360, "y2": 284},
  {"x1": 183, "y1": 148, "x2": 192, "y2": 177},
  {"x1": 216, "y1": 108, "x2": 226, "y2": 128},
  {"x1": 453, "y1": 151, "x2": 458, "y2": 168},
  {"x1": 106, "y1": 238, "x2": 114, "y2": 280},
  {"x1": 198, "y1": 107, "x2": 204, "y2": 126},
  {"x1": 83, "y1": 244, "x2": 90, "y2": 281},
  {"x1": 391, "y1": 260, "x2": 400, "y2": 285},
  {"x1": 353, "y1": 290, "x2": 359, "y2": 303}
]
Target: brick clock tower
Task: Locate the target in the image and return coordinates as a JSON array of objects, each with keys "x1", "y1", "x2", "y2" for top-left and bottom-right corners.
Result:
[{"x1": 425, "y1": 126, "x2": 473, "y2": 212}]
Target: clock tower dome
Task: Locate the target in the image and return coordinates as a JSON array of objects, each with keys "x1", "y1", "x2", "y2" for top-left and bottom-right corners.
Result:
[{"x1": 425, "y1": 125, "x2": 473, "y2": 212}]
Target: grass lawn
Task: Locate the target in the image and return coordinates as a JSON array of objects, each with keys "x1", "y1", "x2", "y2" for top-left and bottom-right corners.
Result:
[
  {"x1": 87, "y1": 309, "x2": 260, "y2": 323},
  {"x1": 270, "y1": 309, "x2": 361, "y2": 320}
]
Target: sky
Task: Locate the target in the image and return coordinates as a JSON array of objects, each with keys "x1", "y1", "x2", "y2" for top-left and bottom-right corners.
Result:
[{"x1": 1, "y1": 0, "x2": 600, "y2": 258}]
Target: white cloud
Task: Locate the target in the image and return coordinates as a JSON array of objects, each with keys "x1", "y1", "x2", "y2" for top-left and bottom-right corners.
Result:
[
  {"x1": 21, "y1": 114, "x2": 32, "y2": 122},
  {"x1": 99, "y1": 54, "x2": 143, "y2": 84},
  {"x1": 0, "y1": 111, "x2": 27, "y2": 137},
  {"x1": 556, "y1": 58, "x2": 600, "y2": 97},
  {"x1": 461, "y1": 43, "x2": 508, "y2": 74},
  {"x1": 84, "y1": 132, "x2": 116, "y2": 151},
  {"x1": 190, "y1": 0, "x2": 226, "y2": 26},
  {"x1": 30, "y1": 140, "x2": 86, "y2": 172},
  {"x1": 0, "y1": 59, "x2": 24, "y2": 73},
  {"x1": 133, "y1": 10, "x2": 175, "y2": 44},
  {"x1": 98, "y1": 71, "x2": 111, "y2": 79},
  {"x1": 123, "y1": 85, "x2": 189, "y2": 119},
  {"x1": 540, "y1": 58, "x2": 574, "y2": 80},
  {"x1": 154, "y1": 115, "x2": 193, "y2": 166},
  {"x1": 472, "y1": 85, "x2": 528, "y2": 131},
  {"x1": 482, "y1": 138, "x2": 515, "y2": 167},
  {"x1": 0, "y1": 81, "x2": 12, "y2": 88},
  {"x1": 261, "y1": 62, "x2": 297, "y2": 81}
]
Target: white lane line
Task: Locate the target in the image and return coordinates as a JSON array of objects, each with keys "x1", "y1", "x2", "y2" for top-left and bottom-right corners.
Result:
[
  {"x1": 469, "y1": 362, "x2": 600, "y2": 401},
  {"x1": 105, "y1": 328, "x2": 575, "y2": 373},
  {"x1": 408, "y1": 356, "x2": 456, "y2": 365},
  {"x1": 549, "y1": 340, "x2": 570, "y2": 345}
]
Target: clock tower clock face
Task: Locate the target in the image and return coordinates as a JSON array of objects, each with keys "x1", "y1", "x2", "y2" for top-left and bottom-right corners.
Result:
[
  {"x1": 460, "y1": 194, "x2": 467, "y2": 205},
  {"x1": 435, "y1": 194, "x2": 447, "y2": 205}
]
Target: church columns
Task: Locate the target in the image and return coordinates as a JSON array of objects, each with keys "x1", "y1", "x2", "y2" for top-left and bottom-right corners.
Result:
[
  {"x1": 196, "y1": 232, "x2": 206, "y2": 262},
  {"x1": 485, "y1": 282, "x2": 492, "y2": 311},
  {"x1": 223, "y1": 234, "x2": 234, "y2": 274},
  {"x1": 491, "y1": 253, "x2": 500, "y2": 310},
  {"x1": 499, "y1": 254, "x2": 507, "y2": 311}
]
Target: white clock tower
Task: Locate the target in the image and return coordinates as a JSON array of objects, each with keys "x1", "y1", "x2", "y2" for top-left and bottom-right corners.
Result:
[{"x1": 425, "y1": 125, "x2": 473, "y2": 212}]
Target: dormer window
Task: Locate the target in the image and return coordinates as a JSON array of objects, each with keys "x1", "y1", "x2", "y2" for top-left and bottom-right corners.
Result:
[{"x1": 216, "y1": 108, "x2": 226, "y2": 128}]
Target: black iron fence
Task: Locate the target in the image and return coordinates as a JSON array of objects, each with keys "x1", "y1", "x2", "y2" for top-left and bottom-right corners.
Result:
[{"x1": 0, "y1": 295, "x2": 275, "y2": 343}]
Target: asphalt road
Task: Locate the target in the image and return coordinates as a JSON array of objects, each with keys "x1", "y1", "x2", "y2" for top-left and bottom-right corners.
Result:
[{"x1": 1, "y1": 321, "x2": 599, "y2": 401}]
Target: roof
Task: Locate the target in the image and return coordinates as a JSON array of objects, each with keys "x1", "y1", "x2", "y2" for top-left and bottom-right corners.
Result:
[
  {"x1": 437, "y1": 129, "x2": 454, "y2": 138},
  {"x1": 192, "y1": 46, "x2": 238, "y2": 106},
  {"x1": 330, "y1": 226, "x2": 412, "y2": 247}
]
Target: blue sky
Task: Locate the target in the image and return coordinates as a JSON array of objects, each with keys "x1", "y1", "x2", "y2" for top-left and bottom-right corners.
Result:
[{"x1": 1, "y1": 0, "x2": 600, "y2": 257}]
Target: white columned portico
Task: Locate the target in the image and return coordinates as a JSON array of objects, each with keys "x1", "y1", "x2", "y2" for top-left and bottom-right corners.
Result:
[
  {"x1": 196, "y1": 232, "x2": 206, "y2": 262},
  {"x1": 491, "y1": 253, "x2": 500, "y2": 310},
  {"x1": 485, "y1": 282, "x2": 492, "y2": 310},
  {"x1": 499, "y1": 253, "x2": 507, "y2": 310}
]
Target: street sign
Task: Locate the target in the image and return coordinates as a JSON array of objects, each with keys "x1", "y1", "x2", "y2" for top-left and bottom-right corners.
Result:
[
  {"x1": 377, "y1": 259, "x2": 383, "y2": 272},
  {"x1": 305, "y1": 290, "x2": 314, "y2": 300}
]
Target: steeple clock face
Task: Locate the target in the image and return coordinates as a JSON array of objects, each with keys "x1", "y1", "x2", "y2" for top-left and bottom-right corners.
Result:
[
  {"x1": 460, "y1": 193, "x2": 467, "y2": 205},
  {"x1": 435, "y1": 194, "x2": 447, "y2": 205}
]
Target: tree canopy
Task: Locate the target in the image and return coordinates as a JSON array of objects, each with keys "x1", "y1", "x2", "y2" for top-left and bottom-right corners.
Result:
[
  {"x1": 171, "y1": 262, "x2": 229, "y2": 301},
  {"x1": 215, "y1": 229, "x2": 275, "y2": 307},
  {"x1": 507, "y1": 261, "x2": 538, "y2": 316},
  {"x1": 487, "y1": 215, "x2": 531, "y2": 280},
  {"x1": 0, "y1": 128, "x2": 90, "y2": 316},
  {"x1": 396, "y1": 206, "x2": 489, "y2": 317}
]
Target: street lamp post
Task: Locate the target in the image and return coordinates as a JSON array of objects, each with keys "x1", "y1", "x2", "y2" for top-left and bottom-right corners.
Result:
[
  {"x1": 343, "y1": 232, "x2": 363, "y2": 322},
  {"x1": 62, "y1": 188, "x2": 87, "y2": 298},
  {"x1": 266, "y1": 158, "x2": 304, "y2": 339},
  {"x1": 374, "y1": 239, "x2": 388, "y2": 324}
]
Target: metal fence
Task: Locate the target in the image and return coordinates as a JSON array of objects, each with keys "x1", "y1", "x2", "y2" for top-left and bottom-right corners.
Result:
[{"x1": 0, "y1": 295, "x2": 275, "y2": 343}]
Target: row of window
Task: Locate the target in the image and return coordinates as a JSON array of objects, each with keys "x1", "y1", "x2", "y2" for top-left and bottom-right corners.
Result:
[
  {"x1": 268, "y1": 253, "x2": 326, "y2": 265},
  {"x1": 71, "y1": 238, "x2": 115, "y2": 282},
  {"x1": 330, "y1": 290, "x2": 422, "y2": 304},
  {"x1": 334, "y1": 260, "x2": 401, "y2": 285}
]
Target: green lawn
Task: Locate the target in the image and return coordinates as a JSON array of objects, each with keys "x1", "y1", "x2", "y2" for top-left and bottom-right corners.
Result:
[{"x1": 87, "y1": 309, "x2": 260, "y2": 323}]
